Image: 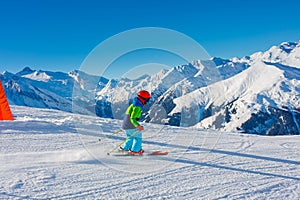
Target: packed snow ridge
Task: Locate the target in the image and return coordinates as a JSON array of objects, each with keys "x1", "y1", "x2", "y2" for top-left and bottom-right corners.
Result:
[
  {"x1": 1, "y1": 106, "x2": 299, "y2": 199},
  {"x1": 1, "y1": 41, "x2": 300, "y2": 135}
]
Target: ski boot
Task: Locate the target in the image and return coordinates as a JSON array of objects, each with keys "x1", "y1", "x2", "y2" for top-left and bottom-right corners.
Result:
[
  {"x1": 129, "y1": 149, "x2": 144, "y2": 156},
  {"x1": 118, "y1": 147, "x2": 129, "y2": 153}
]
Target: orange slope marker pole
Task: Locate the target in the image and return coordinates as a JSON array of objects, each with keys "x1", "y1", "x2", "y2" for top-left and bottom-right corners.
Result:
[{"x1": 0, "y1": 81, "x2": 14, "y2": 120}]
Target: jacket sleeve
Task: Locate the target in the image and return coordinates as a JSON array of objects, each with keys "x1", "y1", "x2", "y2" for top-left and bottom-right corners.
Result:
[{"x1": 129, "y1": 106, "x2": 142, "y2": 127}]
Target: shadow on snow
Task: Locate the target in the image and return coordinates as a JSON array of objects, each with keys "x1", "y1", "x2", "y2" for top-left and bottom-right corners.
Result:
[{"x1": 92, "y1": 132, "x2": 300, "y2": 181}]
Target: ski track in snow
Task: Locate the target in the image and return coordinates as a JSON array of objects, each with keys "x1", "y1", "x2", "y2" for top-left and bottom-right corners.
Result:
[{"x1": 0, "y1": 106, "x2": 300, "y2": 199}]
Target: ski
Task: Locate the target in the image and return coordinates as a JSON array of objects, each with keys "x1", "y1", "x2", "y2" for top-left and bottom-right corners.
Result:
[
  {"x1": 109, "y1": 150, "x2": 168, "y2": 156},
  {"x1": 147, "y1": 150, "x2": 168, "y2": 156}
]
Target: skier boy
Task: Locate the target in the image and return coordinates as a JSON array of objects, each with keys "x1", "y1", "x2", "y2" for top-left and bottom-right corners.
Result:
[{"x1": 120, "y1": 90, "x2": 151, "y2": 155}]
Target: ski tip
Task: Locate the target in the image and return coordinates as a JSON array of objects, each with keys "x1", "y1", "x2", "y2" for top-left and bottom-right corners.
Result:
[{"x1": 147, "y1": 151, "x2": 169, "y2": 155}]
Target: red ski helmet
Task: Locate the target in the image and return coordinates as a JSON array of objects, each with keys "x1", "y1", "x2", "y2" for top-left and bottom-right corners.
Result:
[
  {"x1": 137, "y1": 90, "x2": 151, "y2": 105},
  {"x1": 138, "y1": 90, "x2": 151, "y2": 99}
]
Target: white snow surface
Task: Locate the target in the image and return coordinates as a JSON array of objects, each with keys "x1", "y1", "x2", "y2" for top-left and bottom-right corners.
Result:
[{"x1": 1, "y1": 106, "x2": 299, "y2": 199}]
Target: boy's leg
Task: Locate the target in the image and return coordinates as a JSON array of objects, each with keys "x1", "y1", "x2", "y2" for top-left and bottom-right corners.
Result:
[
  {"x1": 131, "y1": 131, "x2": 142, "y2": 152},
  {"x1": 122, "y1": 129, "x2": 136, "y2": 151}
]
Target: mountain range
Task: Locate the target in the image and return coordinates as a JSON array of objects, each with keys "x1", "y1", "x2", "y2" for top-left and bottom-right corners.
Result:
[{"x1": 1, "y1": 41, "x2": 299, "y2": 135}]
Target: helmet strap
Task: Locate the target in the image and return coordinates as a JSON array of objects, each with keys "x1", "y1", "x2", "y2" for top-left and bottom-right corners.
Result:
[{"x1": 137, "y1": 96, "x2": 146, "y2": 105}]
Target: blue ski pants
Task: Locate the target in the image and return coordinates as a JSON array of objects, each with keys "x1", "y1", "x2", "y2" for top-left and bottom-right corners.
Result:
[{"x1": 122, "y1": 129, "x2": 142, "y2": 152}]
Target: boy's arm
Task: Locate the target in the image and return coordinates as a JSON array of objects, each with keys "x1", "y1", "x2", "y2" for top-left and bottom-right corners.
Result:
[{"x1": 130, "y1": 106, "x2": 142, "y2": 127}]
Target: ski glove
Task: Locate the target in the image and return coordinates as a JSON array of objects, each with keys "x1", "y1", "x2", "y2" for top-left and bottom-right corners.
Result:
[{"x1": 136, "y1": 125, "x2": 144, "y2": 131}]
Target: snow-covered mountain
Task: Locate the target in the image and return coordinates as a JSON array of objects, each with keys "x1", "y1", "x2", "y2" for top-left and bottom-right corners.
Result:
[
  {"x1": 0, "y1": 67, "x2": 108, "y2": 114},
  {"x1": 1, "y1": 41, "x2": 299, "y2": 135},
  {"x1": 251, "y1": 41, "x2": 300, "y2": 68},
  {"x1": 92, "y1": 41, "x2": 300, "y2": 135},
  {"x1": 94, "y1": 58, "x2": 250, "y2": 121},
  {"x1": 173, "y1": 61, "x2": 299, "y2": 134}
]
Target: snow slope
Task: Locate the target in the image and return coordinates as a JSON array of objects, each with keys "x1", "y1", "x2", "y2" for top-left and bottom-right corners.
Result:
[{"x1": 1, "y1": 106, "x2": 299, "y2": 199}]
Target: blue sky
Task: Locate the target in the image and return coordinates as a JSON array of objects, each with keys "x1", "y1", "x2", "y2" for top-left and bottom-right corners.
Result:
[{"x1": 1, "y1": 0, "x2": 300, "y2": 78}]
